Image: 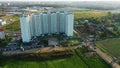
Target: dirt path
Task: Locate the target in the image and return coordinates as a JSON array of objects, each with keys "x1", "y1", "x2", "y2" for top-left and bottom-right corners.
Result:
[
  {"x1": 2, "y1": 46, "x2": 80, "y2": 56},
  {"x1": 3, "y1": 43, "x2": 119, "y2": 68}
]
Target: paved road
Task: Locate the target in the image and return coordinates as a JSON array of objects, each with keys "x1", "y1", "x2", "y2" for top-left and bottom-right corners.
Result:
[
  {"x1": 2, "y1": 48, "x2": 41, "y2": 56},
  {"x1": 89, "y1": 45, "x2": 120, "y2": 68},
  {"x1": 2, "y1": 38, "x2": 120, "y2": 68},
  {"x1": 75, "y1": 27, "x2": 120, "y2": 68}
]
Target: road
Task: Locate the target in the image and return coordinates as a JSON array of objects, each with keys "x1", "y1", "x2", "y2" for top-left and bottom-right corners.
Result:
[
  {"x1": 2, "y1": 39, "x2": 120, "y2": 68},
  {"x1": 2, "y1": 28, "x2": 120, "y2": 68},
  {"x1": 2, "y1": 45, "x2": 81, "y2": 56},
  {"x1": 89, "y1": 43, "x2": 120, "y2": 68},
  {"x1": 75, "y1": 28, "x2": 120, "y2": 68},
  {"x1": 2, "y1": 48, "x2": 41, "y2": 56}
]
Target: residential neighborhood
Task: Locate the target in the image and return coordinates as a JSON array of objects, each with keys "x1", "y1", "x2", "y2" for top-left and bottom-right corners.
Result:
[{"x1": 0, "y1": 1, "x2": 120, "y2": 68}]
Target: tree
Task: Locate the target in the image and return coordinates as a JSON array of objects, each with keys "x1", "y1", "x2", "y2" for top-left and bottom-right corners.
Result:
[
  {"x1": 108, "y1": 12, "x2": 112, "y2": 17},
  {"x1": 106, "y1": 19, "x2": 112, "y2": 26}
]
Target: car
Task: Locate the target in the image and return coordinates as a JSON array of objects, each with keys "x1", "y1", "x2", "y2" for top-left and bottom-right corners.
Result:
[
  {"x1": 7, "y1": 48, "x2": 11, "y2": 51},
  {"x1": 4, "y1": 49, "x2": 7, "y2": 51},
  {"x1": 5, "y1": 49, "x2": 9, "y2": 51},
  {"x1": 0, "y1": 49, "x2": 3, "y2": 51}
]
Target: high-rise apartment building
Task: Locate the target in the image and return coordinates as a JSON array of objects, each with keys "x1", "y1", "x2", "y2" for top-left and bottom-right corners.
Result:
[
  {"x1": 20, "y1": 15, "x2": 31, "y2": 42},
  {"x1": 20, "y1": 11, "x2": 74, "y2": 42}
]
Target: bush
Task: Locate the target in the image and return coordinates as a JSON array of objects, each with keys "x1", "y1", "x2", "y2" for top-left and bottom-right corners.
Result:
[
  {"x1": 12, "y1": 49, "x2": 74, "y2": 61},
  {"x1": 118, "y1": 60, "x2": 120, "y2": 65},
  {"x1": 0, "y1": 35, "x2": 12, "y2": 47}
]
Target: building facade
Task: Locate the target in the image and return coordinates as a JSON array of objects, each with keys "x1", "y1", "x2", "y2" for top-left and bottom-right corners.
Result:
[
  {"x1": 20, "y1": 11, "x2": 74, "y2": 42},
  {"x1": 20, "y1": 15, "x2": 31, "y2": 42},
  {"x1": 0, "y1": 19, "x2": 7, "y2": 26},
  {"x1": 65, "y1": 14, "x2": 74, "y2": 36},
  {"x1": 0, "y1": 28, "x2": 5, "y2": 39}
]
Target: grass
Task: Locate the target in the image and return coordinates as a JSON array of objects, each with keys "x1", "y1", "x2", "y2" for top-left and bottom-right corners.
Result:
[
  {"x1": 67, "y1": 38, "x2": 81, "y2": 46},
  {"x1": 73, "y1": 30, "x2": 79, "y2": 36},
  {"x1": 62, "y1": 37, "x2": 82, "y2": 47},
  {"x1": 0, "y1": 49, "x2": 111, "y2": 68},
  {"x1": 0, "y1": 36, "x2": 12, "y2": 47},
  {"x1": 0, "y1": 14, "x2": 21, "y2": 32},
  {"x1": 0, "y1": 14, "x2": 20, "y2": 47},
  {"x1": 0, "y1": 11, "x2": 107, "y2": 32},
  {"x1": 71, "y1": 10, "x2": 107, "y2": 20},
  {"x1": 96, "y1": 38, "x2": 120, "y2": 65},
  {"x1": 95, "y1": 43, "x2": 113, "y2": 57},
  {"x1": 74, "y1": 49, "x2": 111, "y2": 68},
  {"x1": 96, "y1": 38, "x2": 120, "y2": 57}
]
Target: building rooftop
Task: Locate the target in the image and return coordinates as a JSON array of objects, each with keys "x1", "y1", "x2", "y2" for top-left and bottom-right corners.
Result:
[
  {"x1": 43, "y1": 12, "x2": 48, "y2": 14},
  {"x1": 0, "y1": 28, "x2": 4, "y2": 32},
  {"x1": 51, "y1": 11, "x2": 56, "y2": 13},
  {"x1": 20, "y1": 11, "x2": 73, "y2": 18}
]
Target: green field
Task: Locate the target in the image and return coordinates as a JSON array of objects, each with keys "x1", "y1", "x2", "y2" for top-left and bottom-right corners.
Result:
[
  {"x1": 97, "y1": 38, "x2": 120, "y2": 57},
  {"x1": 0, "y1": 14, "x2": 20, "y2": 32},
  {"x1": 0, "y1": 49, "x2": 111, "y2": 68},
  {"x1": 71, "y1": 10, "x2": 107, "y2": 20},
  {"x1": 0, "y1": 11, "x2": 107, "y2": 31}
]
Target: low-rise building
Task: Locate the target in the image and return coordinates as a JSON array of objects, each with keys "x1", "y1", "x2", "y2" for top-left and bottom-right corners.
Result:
[
  {"x1": 106, "y1": 27, "x2": 114, "y2": 31},
  {"x1": 0, "y1": 19, "x2": 7, "y2": 26}
]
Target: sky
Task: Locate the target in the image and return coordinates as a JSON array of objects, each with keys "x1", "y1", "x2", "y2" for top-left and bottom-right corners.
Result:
[{"x1": 0, "y1": 0, "x2": 120, "y2": 2}]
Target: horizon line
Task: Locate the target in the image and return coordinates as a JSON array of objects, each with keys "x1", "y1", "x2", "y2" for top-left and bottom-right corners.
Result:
[{"x1": 0, "y1": 0, "x2": 120, "y2": 2}]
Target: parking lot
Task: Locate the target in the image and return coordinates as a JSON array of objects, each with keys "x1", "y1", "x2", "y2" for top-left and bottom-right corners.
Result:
[{"x1": 0, "y1": 37, "x2": 43, "y2": 52}]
